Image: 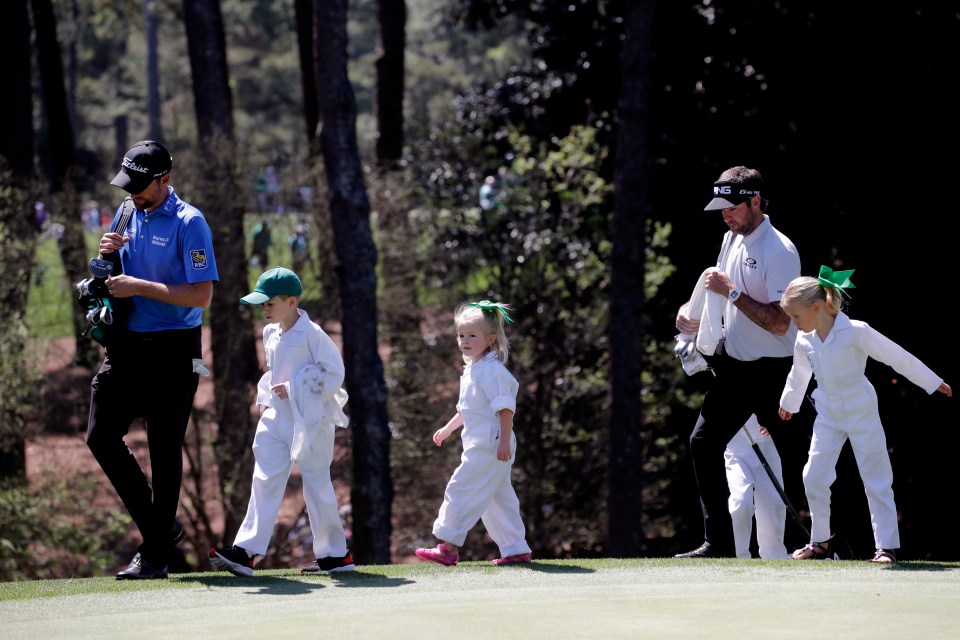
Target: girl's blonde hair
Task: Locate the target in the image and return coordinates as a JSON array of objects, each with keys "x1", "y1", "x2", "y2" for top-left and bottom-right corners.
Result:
[
  {"x1": 454, "y1": 300, "x2": 514, "y2": 364},
  {"x1": 780, "y1": 276, "x2": 844, "y2": 316}
]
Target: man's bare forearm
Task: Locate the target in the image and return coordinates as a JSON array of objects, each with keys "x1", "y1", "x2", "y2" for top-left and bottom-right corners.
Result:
[{"x1": 731, "y1": 294, "x2": 790, "y2": 336}]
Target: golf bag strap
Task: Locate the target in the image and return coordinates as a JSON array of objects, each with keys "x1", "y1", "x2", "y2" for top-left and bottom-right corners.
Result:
[{"x1": 112, "y1": 197, "x2": 135, "y2": 237}]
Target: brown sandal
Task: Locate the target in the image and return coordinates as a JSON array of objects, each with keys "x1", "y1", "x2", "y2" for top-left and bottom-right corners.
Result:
[
  {"x1": 792, "y1": 540, "x2": 830, "y2": 560},
  {"x1": 870, "y1": 548, "x2": 897, "y2": 563}
]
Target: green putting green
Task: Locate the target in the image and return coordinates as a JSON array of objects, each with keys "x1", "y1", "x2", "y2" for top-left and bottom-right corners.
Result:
[{"x1": 3, "y1": 558, "x2": 959, "y2": 639}]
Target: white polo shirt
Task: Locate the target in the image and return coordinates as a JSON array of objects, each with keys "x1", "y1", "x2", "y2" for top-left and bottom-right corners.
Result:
[
  {"x1": 717, "y1": 215, "x2": 800, "y2": 361},
  {"x1": 456, "y1": 351, "x2": 519, "y2": 448}
]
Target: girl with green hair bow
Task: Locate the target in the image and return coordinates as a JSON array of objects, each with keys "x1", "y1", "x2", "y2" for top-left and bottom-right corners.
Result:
[
  {"x1": 778, "y1": 267, "x2": 952, "y2": 564},
  {"x1": 414, "y1": 298, "x2": 532, "y2": 567}
]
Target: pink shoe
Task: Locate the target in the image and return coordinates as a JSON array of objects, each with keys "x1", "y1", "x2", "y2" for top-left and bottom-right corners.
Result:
[
  {"x1": 492, "y1": 553, "x2": 532, "y2": 566},
  {"x1": 415, "y1": 543, "x2": 459, "y2": 566}
]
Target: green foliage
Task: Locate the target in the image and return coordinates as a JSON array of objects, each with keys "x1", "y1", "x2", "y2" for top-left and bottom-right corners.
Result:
[
  {"x1": 26, "y1": 235, "x2": 96, "y2": 340},
  {"x1": 0, "y1": 477, "x2": 130, "y2": 580}
]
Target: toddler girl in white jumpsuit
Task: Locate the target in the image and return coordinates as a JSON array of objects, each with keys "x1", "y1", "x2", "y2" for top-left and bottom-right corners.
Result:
[
  {"x1": 415, "y1": 300, "x2": 532, "y2": 566},
  {"x1": 779, "y1": 266, "x2": 952, "y2": 563},
  {"x1": 210, "y1": 267, "x2": 353, "y2": 576}
]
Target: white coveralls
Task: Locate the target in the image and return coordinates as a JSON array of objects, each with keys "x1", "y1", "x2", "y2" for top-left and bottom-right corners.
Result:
[
  {"x1": 725, "y1": 415, "x2": 790, "y2": 559},
  {"x1": 780, "y1": 311, "x2": 943, "y2": 550},
  {"x1": 433, "y1": 351, "x2": 532, "y2": 558},
  {"x1": 233, "y1": 309, "x2": 350, "y2": 560}
]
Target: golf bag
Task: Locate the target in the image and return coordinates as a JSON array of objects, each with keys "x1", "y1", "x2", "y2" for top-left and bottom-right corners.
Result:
[{"x1": 77, "y1": 198, "x2": 134, "y2": 347}]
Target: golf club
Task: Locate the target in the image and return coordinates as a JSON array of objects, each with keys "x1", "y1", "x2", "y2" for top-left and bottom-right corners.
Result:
[
  {"x1": 741, "y1": 425, "x2": 855, "y2": 560},
  {"x1": 741, "y1": 425, "x2": 810, "y2": 538}
]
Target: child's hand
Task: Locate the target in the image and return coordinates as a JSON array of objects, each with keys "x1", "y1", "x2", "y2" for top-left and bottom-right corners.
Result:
[
  {"x1": 432, "y1": 428, "x2": 451, "y2": 446},
  {"x1": 938, "y1": 382, "x2": 952, "y2": 398},
  {"x1": 778, "y1": 408, "x2": 792, "y2": 421},
  {"x1": 496, "y1": 438, "x2": 511, "y2": 462},
  {"x1": 271, "y1": 383, "x2": 288, "y2": 400},
  {"x1": 758, "y1": 425, "x2": 770, "y2": 437}
]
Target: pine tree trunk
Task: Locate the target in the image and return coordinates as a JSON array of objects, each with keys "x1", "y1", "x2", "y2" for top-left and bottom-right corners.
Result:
[
  {"x1": 314, "y1": 0, "x2": 394, "y2": 565},
  {"x1": 607, "y1": 0, "x2": 656, "y2": 557},
  {"x1": 0, "y1": 0, "x2": 37, "y2": 482},
  {"x1": 183, "y1": 0, "x2": 260, "y2": 544}
]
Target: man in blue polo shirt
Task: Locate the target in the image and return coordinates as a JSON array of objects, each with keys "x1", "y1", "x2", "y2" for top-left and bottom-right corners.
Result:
[{"x1": 86, "y1": 140, "x2": 219, "y2": 579}]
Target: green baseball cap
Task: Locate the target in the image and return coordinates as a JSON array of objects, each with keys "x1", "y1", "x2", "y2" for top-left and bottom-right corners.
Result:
[{"x1": 240, "y1": 267, "x2": 302, "y2": 304}]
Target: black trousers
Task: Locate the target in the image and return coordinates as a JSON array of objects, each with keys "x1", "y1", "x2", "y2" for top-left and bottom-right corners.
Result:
[
  {"x1": 689, "y1": 351, "x2": 814, "y2": 552},
  {"x1": 86, "y1": 327, "x2": 201, "y2": 567}
]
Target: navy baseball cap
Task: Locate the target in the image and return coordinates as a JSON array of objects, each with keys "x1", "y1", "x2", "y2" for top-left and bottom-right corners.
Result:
[
  {"x1": 110, "y1": 140, "x2": 173, "y2": 194},
  {"x1": 240, "y1": 267, "x2": 303, "y2": 304},
  {"x1": 704, "y1": 179, "x2": 762, "y2": 210}
]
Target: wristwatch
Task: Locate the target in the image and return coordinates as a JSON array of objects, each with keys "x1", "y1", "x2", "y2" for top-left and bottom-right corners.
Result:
[{"x1": 729, "y1": 288, "x2": 741, "y2": 302}]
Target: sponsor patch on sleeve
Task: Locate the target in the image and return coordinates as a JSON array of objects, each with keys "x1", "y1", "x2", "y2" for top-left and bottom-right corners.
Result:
[{"x1": 191, "y1": 249, "x2": 208, "y2": 270}]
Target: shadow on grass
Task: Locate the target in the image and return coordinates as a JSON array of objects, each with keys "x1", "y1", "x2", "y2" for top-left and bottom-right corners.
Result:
[
  {"x1": 492, "y1": 561, "x2": 595, "y2": 574},
  {"x1": 326, "y1": 572, "x2": 416, "y2": 588},
  {"x1": 178, "y1": 572, "x2": 414, "y2": 593},
  {"x1": 886, "y1": 562, "x2": 960, "y2": 572},
  {"x1": 178, "y1": 575, "x2": 326, "y2": 595}
]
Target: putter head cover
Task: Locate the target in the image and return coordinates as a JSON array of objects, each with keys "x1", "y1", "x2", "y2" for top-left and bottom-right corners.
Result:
[{"x1": 674, "y1": 334, "x2": 711, "y2": 375}]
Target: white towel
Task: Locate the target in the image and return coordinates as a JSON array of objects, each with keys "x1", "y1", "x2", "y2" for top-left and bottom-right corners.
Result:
[
  {"x1": 675, "y1": 267, "x2": 726, "y2": 375},
  {"x1": 285, "y1": 365, "x2": 350, "y2": 461},
  {"x1": 683, "y1": 267, "x2": 725, "y2": 356}
]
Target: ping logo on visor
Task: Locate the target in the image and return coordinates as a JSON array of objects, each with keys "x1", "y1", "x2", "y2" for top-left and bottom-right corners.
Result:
[{"x1": 704, "y1": 181, "x2": 762, "y2": 211}]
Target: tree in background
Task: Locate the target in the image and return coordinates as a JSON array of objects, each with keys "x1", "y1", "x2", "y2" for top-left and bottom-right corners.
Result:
[
  {"x1": 313, "y1": 0, "x2": 394, "y2": 565},
  {"x1": 32, "y1": 0, "x2": 101, "y2": 369},
  {"x1": 294, "y1": 0, "x2": 340, "y2": 321},
  {"x1": 375, "y1": 0, "x2": 405, "y2": 164},
  {"x1": 182, "y1": 0, "x2": 260, "y2": 544},
  {"x1": 0, "y1": 0, "x2": 38, "y2": 482},
  {"x1": 607, "y1": 0, "x2": 656, "y2": 558}
]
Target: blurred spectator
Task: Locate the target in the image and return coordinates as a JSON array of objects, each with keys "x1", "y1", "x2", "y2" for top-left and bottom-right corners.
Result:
[
  {"x1": 294, "y1": 215, "x2": 310, "y2": 237},
  {"x1": 288, "y1": 230, "x2": 310, "y2": 277},
  {"x1": 251, "y1": 220, "x2": 272, "y2": 267},
  {"x1": 265, "y1": 165, "x2": 282, "y2": 212},
  {"x1": 82, "y1": 200, "x2": 102, "y2": 230},
  {"x1": 33, "y1": 201, "x2": 49, "y2": 232},
  {"x1": 478, "y1": 176, "x2": 498, "y2": 210},
  {"x1": 298, "y1": 185, "x2": 313, "y2": 210}
]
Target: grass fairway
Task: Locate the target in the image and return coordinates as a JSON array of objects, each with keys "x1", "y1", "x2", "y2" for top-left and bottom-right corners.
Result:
[{"x1": 3, "y1": 558, "x2": 960, "y2": 639}]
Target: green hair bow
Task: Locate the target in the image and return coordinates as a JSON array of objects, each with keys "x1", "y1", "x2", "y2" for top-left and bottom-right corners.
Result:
[
  {"x1": 468, "y1": 300, "x2": 515, "y2": 323},
  {"x1": 817, "y1": 265, "x2": 856, "y2": 298}
]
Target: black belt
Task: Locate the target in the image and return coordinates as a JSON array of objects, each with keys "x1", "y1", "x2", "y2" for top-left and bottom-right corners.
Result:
[{"x1": 127, "y1": 326, "x2": 201, "y2": 342}]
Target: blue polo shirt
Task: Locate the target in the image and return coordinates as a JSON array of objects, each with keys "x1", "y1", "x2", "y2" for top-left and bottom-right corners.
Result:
[{"x1": 110, "y1": 188, "x2": 219, "y2": 332}]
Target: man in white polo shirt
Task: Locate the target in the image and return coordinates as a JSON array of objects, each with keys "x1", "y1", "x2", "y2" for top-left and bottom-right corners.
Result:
[{"x1": 674, "y1": 165, "x2": 810, "y2": 558}]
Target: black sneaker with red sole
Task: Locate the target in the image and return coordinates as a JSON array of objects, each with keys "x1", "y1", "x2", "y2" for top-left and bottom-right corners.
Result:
[
  {"x1": 209, "y1": 545, "x2": 255, "y2": 577},
  {"x1": 301, "y1": 552, "x2": 356, "y2": 573}
]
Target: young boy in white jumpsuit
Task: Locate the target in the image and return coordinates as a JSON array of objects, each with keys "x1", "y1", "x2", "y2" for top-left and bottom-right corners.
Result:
[
  {"x1": 779, "y1": 266, "x2": 952, "y2": 563},
  {"x1": 725, "y1": 415, "x2": 791, "y2": 559},
  {"x1": 415, "y1": 300, "x2": 533, "y2": 566},
  {"x1": 209, "y1": 267, "x2": 353, "y2": 576}
]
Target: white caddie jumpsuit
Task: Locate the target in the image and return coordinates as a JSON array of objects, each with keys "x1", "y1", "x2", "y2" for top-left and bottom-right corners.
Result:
[
  {"x1": 725, "y1": 415, "x2": 790, "y2": 559},
  {"x1": 233, "y1": 309, "x2": 350, "y2": 560},
  {"x1": 432, "y1": 351, "x2": 532, "y2": 558},
  {"x1": 780, "y1": 311, "x2": 944, "y2": 550}
]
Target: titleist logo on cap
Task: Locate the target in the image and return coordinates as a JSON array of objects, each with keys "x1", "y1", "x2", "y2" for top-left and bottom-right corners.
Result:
[
  {"x1": 121, "y1": 158, "x2": 150, "y2": 175},
  {"x1": 122, "y1": 157, "x2": 167, "y2": 178}
]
